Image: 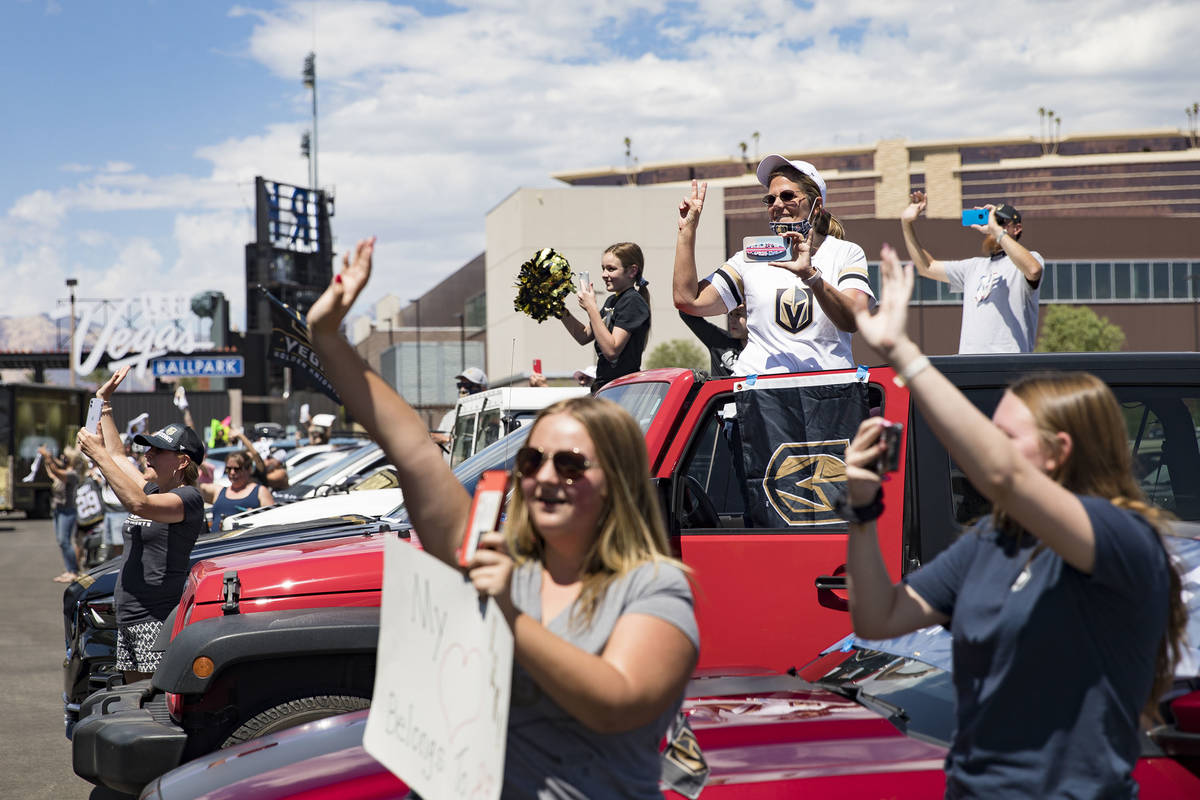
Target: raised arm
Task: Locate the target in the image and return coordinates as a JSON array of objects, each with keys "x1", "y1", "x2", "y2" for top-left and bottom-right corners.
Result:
[
  {"x1": 841, "y1": 416, "x2": 948, "y2": 639},
  {"x1": 75, "y1": 427, "x2": 188, "y2": 523},
  {"x1": 854, "y1": 246, "x2": 1096, "y2": 572},
  {"x1": 769, "y1": 230, "x2": 869, "y2": 332},
  {"x1": 38, "y1": 447, "x2": 70, "y2": 482},
  {"x1": 306, "y1": 238, "x2": 471, "y2": 566},
  {"x1": 94, "y1": 367, "x2": 143, "y2": 486},
  {"x1": 976, "y1": 205, "x2": 1043, "y2": 285},
  {"x1": 559, "y1": 284, "x2": 595, "y2": 346},
  {"x1": 899, "y1": 191, "x2": 949, "y2": 283},
  {"x1": 673, "y1": 180, "x2": 728, "y2": 316},
  {"x1": 232, "y1": 428, "x2": 269, "y2": 477},
  {"x1": 577, "y1": 282, "x2": 633, "y2": 362}
]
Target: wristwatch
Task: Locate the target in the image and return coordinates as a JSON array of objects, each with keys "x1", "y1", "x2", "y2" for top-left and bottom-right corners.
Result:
[{"x1": 801, "y1": 267, "x2": 823, "y2": 288}]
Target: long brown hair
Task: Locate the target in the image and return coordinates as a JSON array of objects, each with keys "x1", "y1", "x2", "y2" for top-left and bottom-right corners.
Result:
[
  {"x1": 604, "y1": 242, "x2": 652, "y2": 326},
  {"x1": 767, "y1": 166, "x2": 846, "y2": 239},
  {"x1": 1008, "y1": 372, "x2": 1186, "y2": 716},
  {"x1": 504, "y1": 396, "x2": 683, "y2": 628}
]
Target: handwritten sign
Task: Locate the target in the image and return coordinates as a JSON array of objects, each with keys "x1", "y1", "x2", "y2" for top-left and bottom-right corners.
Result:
[{"x1": 364, "y1": 534, "x2": 513, "y2": 800}]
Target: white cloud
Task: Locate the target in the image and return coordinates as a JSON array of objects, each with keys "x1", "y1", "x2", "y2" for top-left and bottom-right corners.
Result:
[{"x1": 4, "y1": 0, "x2": 1199, "y2": 327}]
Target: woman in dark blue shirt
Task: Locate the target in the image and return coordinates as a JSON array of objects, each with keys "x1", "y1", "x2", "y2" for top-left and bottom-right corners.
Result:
[{"x1": 840, "y1": 245, "x2": 1186, "y2": 798}]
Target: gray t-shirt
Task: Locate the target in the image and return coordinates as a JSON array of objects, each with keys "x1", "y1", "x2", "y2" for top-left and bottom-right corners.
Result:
[
  {"x1": 943, "y1": 251, "x2": 1043, "y2": 353},
  {"x1": 503, "y1": 559, "x2": 699, "y2": 799}
]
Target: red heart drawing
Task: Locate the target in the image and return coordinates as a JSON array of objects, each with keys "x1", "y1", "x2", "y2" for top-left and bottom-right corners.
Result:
[{"x1": 440, "y1": 642, "x2": 485, "y2": 743}]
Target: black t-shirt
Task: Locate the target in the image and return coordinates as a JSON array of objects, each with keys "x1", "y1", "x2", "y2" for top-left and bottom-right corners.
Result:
[
  {"x1": 115, "y1": 483, "x2": 205, "y2": 625},
  {"x1": 593, "y1": 288, "x2": 650, "y2": 391},
  {"x1": 678, "y1": 310, "x2": 743, "y2": 377}
]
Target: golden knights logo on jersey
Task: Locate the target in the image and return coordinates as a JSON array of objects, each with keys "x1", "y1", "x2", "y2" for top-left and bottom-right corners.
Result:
[
  {"x1": 762, "y1": 439, "x2": 849, "y2": 526},
  {"x1": 775, "y1": 285, "x2": 813, "y2": 334}
]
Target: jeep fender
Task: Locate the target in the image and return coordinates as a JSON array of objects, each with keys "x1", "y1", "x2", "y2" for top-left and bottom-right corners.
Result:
[{"x1": 152, "y1": 607, "x2": 380, "y2": 695}]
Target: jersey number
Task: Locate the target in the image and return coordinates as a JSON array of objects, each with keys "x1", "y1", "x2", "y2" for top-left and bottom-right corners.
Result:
[{"x1": 774, "y1": 286, "x2": 814, "y2": 334}]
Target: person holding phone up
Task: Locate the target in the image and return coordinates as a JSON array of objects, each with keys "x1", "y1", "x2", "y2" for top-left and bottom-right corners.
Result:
[
  {"x1": 308, "y1": 238, "x2": 698, "y2": 798},
  {"x1": 841, "y1": 245, "x2": 1184, "y2": 798},
  {"x1": 673, "y1": 155, "x2": 874, "y2": 375},
  {"x1": 558, "y1": 242, "x2": 651, "y2": 392},
  {"x1": 76, "y1": 366, "x2": 207, "y2": 681},
  {"x1": 900, "y1": 191, "x2": 1044, "y2": 353}
]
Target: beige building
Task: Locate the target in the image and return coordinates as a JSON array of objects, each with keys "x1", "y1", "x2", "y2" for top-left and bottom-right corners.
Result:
[
  {"x1": 376, "y1": 128, "x2": 1200, "y2": 391},
  {"x1": 484, "y1": 185, "x2": 727, "y2": 384}
]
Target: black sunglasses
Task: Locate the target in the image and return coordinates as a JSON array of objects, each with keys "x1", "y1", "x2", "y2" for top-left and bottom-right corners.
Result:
[
  {"x1": 515, "y1": 446, "x2": 593, "y2": 484},
  {"x1": 762, "y1": 190, "x2": 802, "y2": 205}
]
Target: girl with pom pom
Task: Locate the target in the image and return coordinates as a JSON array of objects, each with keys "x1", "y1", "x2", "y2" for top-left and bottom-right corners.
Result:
[{"x1": 559, "y1": 242, "x2": 651, "y2": 391}]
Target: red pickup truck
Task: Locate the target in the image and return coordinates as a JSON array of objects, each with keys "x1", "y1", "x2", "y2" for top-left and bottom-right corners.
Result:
[{"x1": 74, "y1": 353, "x2": 1200, "y2": 795}]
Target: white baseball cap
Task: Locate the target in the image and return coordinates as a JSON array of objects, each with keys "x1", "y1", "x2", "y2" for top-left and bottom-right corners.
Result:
[
  {"x1": 455, "y1": 368, "x2": 488, "y2": 387},
  {"x1": 756, "y1": 154, "x2": 826, "y2": 203},
  {"x1": 310, "y1": 413, "x2": 336, "y2": 429}
]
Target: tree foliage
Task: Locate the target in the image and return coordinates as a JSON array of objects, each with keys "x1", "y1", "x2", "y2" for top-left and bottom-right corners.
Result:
[
  {"x1": 645, "y1": 338, "x2": 707, "y2": 371},
  {"x1": 1035, "y1": 305, "x2": 1125, "y2": 353}
]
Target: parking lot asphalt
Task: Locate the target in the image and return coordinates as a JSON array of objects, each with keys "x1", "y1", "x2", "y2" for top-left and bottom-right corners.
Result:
[{"x1": 0, "y1": 513, "x2": 130, "y2": 799}]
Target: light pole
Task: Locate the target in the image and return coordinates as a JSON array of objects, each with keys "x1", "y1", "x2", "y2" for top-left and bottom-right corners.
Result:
[
  {"x1": 65, "y1": 278, "x2": 78, "y2": 387},
  {"x1": 302, "y1": 53, "x2": 319, "y2": 190},
  {"x1": 455, "y1": 312, "x2": 465, "y2": 373},
  {"x1": 411, "y1": 298, "x2": 422, "y2": 413}
]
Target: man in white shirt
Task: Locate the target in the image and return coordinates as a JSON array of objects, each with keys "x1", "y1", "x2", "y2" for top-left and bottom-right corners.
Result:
[{"x1": 900, "y1": 192, "x2": 1044, "y2": 353}]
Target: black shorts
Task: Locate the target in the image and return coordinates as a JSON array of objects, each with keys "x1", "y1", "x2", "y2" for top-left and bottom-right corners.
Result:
[{"x1": 116, "y1": 620, "x2": 164, "y2": 673}]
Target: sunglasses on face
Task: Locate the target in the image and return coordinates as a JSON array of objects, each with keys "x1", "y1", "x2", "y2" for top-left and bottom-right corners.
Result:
[
  {"x1": 515, "y1": 446, "x2": 593, "y2": 484},
  {"x1": 225, "y1": 466, "x2": 244, "y2": 474},
  {"x1": 762, "y1": 190, "x2": 802, "y2": 205}
]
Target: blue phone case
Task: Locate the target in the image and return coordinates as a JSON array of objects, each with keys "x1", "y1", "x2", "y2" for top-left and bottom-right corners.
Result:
[{"x1": 961, "y1": 209, "x2": 989, "y2": 226}]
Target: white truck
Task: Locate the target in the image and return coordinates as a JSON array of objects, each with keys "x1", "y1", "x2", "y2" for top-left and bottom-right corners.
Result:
[{"x1": 447, "y1": 386, "x2": 588, "y2": 466}]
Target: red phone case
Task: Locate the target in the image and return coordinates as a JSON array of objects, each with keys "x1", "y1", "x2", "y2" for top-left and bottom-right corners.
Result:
[{"x1": 457, "y1": 470, "x2": 510, "y2": 567}]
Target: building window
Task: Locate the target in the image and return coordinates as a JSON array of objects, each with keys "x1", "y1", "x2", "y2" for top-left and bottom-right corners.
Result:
[
  {"x1": 1095, "y1": 263, "x2": 1112, "y2": 299},
  {"x1": 872, "y1": 260, "x2": 1200, "y2": 305}
]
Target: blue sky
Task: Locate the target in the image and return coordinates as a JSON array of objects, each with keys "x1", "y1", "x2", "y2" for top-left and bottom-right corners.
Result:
[{"x1": 2, "y1": 0, "x2": 1197, "y2": 336}]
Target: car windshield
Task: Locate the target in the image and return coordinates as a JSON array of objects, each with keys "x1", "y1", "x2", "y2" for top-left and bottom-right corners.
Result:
[
  {"x1": 799, "y1": 627, "x2": 957, "y2": 746},
  {"x1": 382, "y1": 426, "x2": 531, "y2": 523},
  {"x1": 597, "y1": 380, "x2": 670, "y2": 434},
  {"x1": 293, "y1": 443, "x2": 379, "y2": 489}
]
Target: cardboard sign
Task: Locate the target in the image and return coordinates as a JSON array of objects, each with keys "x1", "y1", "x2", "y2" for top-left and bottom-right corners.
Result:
[{"x1": 364, "y1": 534, "x2": 513, "y2": 799}]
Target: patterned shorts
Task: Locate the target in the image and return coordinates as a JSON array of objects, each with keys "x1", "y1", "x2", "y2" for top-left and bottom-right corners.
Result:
[{"x1": 116, "y1": 620, "x2": 165, "y2": 673}]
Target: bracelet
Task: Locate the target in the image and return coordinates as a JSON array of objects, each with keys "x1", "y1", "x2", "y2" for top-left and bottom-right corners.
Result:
[
  {"x1": 834, "y1": 488, "x2": 885, "y2": 524},
  {"x1": 892, "y1": 355, "x2": 931, "y2": 387},
  {"x1": 995, "y1": 229, "x2": 1006, "y2": 245},
  {"x1": 801, "y1": 267, "x2": 823, "y2": 288},
  {"x1": 101, "y1": 403, "x2": 113, "y2": 414}
]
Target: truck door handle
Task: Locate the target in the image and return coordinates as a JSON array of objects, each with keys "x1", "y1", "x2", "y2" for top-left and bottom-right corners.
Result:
[{"x1": 814, "y1": 575, "x2": 847, "y2": 591}]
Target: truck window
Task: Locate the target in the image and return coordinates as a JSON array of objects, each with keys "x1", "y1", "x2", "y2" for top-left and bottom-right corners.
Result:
[
  {"x1": 949, "y1": 386, "x2": 1200, "y2": 525},
  {"x1": 598, "y1": 381, "x2": 670, "y2": 434},
  {"x1": 450, "y1": 413, "x2": 477, "y2": 467},
  {"x1": 676, "y1": 380, "x2": 873, "y2": 531},
  {"x1": 478, "y1": 408, "x2": 504, "y2": 451}
]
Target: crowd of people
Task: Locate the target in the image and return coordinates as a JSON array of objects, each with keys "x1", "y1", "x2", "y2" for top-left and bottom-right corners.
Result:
[{"x1": 39, "y1": 153, "x2": 1184, "y2": 798}]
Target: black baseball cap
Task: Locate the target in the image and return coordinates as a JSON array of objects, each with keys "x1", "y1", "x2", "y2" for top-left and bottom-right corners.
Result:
[
  {"x1": 994, "y1": 204, "x2": 1021, "y2": 223},
  {"x1": 134, "y1": 423, "x2": 206, "y2": 465}
]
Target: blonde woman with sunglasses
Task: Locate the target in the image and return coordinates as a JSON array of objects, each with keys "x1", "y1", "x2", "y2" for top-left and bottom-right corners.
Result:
[{"x1": 307, "y1": 238, "x2": 698, "y2": 798}]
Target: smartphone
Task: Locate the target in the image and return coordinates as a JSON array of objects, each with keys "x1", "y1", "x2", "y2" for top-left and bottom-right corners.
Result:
[
  {"x1": 532, "y1": 359, "x2": 542, "y2": 374},
  {"x1": 874, "y1": 421, "x2": 903, "y2": 475},
  {"x1": 578, "y1": 271, "x2": 590, "y2": 291},
  {"x1": 961, "y1": 208, "x2": 989, "y2": 227},
  {"x1": 85, "y1": 397, "x2": 104, "y2": 433},
  {"x1": 742, "y1": 235, "x2": 790, "y2": 262},
  {"x1": 457, "y1": 470, "x2": 510, "y2": 567}
]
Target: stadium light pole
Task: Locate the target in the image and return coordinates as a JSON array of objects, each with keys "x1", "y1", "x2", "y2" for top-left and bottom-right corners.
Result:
[
  {"x1": 411, "y1": 298, "x2": 423, "y2": 413},
  {"x1": 302, "y1": 53, "x2": 319, "y2": 190},
  {"x1": 65, "y1": 278, "x2": 78, "y2": 387}
]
